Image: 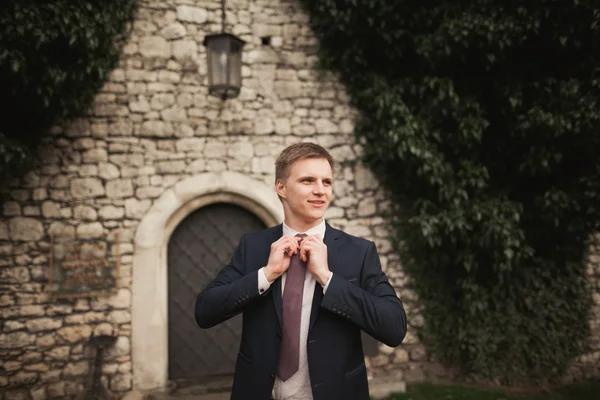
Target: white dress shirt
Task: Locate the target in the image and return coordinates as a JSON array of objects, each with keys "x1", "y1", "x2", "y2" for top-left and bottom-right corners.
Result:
[{"x1": 257, "y1": 219, "x2": 332, "y2": 400}]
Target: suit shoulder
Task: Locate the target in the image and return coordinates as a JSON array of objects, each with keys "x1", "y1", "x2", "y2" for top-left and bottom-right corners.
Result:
[
  {"x1": 239, "y1": 224, "x2": 280, "y2": 243},
  {"x1": 329, "y1": 225, "x2": 373, "y2": 249}
]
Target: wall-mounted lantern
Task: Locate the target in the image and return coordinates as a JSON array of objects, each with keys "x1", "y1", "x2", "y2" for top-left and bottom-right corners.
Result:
[{"x1": 203, "y1": 0, "x2": 245, "y2": 99}]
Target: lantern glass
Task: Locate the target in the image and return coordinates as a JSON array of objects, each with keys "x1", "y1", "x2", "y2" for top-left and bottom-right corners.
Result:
[
  {"x1": 228, "y1": 40, "x2": 242, "y2": 88},
  {"x1": 204, "y1": 33, "x2": 245, "y2": 99}
]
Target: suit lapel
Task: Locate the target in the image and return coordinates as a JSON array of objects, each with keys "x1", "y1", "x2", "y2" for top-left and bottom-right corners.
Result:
[
  {"x1": 270, "y1": 224, "x2": 284, "y2": 328},
  {"x1": 308, "y1": 222, "x2": 340, "y2": 334}
]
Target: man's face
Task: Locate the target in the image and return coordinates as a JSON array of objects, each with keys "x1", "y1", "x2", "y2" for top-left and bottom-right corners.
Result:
[{"x1": 276, "y1": 158, "x2": 333, "y2": 226}]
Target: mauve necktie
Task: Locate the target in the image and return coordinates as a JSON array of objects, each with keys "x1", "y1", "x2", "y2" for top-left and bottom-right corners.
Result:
[{"x1": 277, "y1": 233, "x2": 307, "y2": 381}]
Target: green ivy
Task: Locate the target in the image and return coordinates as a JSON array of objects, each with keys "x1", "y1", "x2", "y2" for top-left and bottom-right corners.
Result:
[
  {"x1": 0, "y1": 0, "x2": 137, "y2": 185},
  {"x1": 301, "y1": 0, "x2": 600, "y2": 383}
]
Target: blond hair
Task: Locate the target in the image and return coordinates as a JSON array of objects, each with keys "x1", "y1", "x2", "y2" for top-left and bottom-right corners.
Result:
[{"x1": 275, "y1": 142, "x2": 335, "y2": 182}]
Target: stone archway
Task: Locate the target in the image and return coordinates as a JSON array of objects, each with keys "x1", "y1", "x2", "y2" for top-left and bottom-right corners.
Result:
[{"x1": 131, "y1": 172, "x2": 283, "y2": 391}]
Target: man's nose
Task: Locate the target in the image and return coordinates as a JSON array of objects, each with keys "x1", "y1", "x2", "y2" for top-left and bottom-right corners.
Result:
[{"x1": 313, "y1": 181, "x2": 325, "y2": 194}]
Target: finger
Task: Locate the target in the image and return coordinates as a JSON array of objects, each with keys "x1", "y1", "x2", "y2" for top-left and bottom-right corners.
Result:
[
  {"x1": 281, "y1": 237, "x2": 299, "y2": 255},
  {"x1": 300, "y1": 243, "x2": 311, "y2": 262}
]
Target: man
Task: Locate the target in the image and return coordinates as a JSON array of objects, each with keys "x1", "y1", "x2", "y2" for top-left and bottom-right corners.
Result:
[{"x1": 195, "y1": 142, "x2": 407, "y2": 400}]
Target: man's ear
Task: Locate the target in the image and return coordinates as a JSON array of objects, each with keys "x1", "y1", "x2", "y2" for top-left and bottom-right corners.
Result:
[{"x1": 275, "y1": 179, "x2": 286, "y2": 199}]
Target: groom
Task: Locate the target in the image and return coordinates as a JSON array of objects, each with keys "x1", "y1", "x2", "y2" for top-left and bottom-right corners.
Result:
[{"x1": 195, "y1": 142, "x2": 406, "y2": 400}]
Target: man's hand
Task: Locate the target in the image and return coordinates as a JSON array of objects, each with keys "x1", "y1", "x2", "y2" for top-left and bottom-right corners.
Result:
[
  {"x1": 263, "y1": 235, "x2": 302, "y2": 282},
  {"x1": 300, "y1": 235, "x2": 332, "y2": 286}
]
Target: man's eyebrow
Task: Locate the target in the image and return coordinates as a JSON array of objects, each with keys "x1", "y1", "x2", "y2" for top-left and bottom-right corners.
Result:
[{"x1": 297, "y1": 175, "x2": 333, "y2": 180}]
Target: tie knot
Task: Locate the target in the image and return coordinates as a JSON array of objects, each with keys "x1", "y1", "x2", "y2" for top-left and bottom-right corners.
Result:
[{"x1": 295, "y1": 233, "x2": 307, "y2": 242}]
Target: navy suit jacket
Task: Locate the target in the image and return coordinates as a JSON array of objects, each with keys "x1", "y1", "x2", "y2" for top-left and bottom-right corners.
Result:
[{"x1": 195, "y1": 222, "x2": 407, "y2": 400}]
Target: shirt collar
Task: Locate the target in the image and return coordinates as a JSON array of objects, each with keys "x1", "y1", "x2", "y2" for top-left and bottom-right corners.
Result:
[{"x1": 282, "y1": 219, "x2": 326, "y2": 240}]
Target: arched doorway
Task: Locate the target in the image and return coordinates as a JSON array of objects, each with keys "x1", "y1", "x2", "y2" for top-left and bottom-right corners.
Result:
[
  {"x1": 167, "y1": 203, "x2": 267, "y2": 380},
  {"x1": 132, "y1": 172, "x2": 283, "y2": 392}
]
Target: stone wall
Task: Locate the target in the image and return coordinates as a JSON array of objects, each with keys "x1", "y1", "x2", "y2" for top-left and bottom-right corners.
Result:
[
  {"x1": 1, "y1": 0, "x2": 599, "y2": 399},
  {"x1": 0, "y1": 0, "x2": 410, "y2": 398}
]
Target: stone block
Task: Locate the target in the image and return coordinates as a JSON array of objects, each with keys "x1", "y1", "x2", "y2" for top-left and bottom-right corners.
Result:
[
  {"x1": 248, "y1": 48, "x2": 279, "y2": 64},
  {"x1": 9, "y1": 372, "x2": 37, "y2": 387},
  {"x1": 124, "y1": 198, "x2": 152, "y2": 219},
  {"x1": 161, "y1": 106, "x2": 187, "y2": 121},
  {"x1": 275, "y1": 81, "x2": 303, "y2": 99},
  {"x1": 73, "y1": 205, "x2": 98, "y2": 221},
  {"x1": 110, "y1": 372, "x2": 132, "y2": 391},
  {"x1": 71, "y1": 178, "x2": 105, "y2": 199},
  {"x1": 357, "y1": 197, "x2": 377, "y2": 217},
  {"x1": 109, "y1": 310, "x2": 131, "y2": 325},
  {"x1": 24, "y1": 363, "x2": 48, "y2": 372},
  {"x1": 3, "y1": 201, "x2": 20, "y2": 216},
  {"x1": 49, "y1": 175, "x2": 69, "y2": 189},
  {"x1": 46, "y1": 304, "x2": 73, "y2": 316},
  {"x1": 0, "y1": 220, "x2": 8, "y2": 240},
  {"x1": 9, "y1": 218, "x2": 44, "y2": 241},
  {"x1": 65, "y1": 314, "x2": 85, "y2": 324},
  {"x1": 41, "y1": 201, "x2": 61, "y2": 218},
  {"x1": 110, "y1": 154, "x2": 145, "y2": 167},
  {"x1": 81, "y1": 148, "x2": 106, "y2": 165},
  {"x1": 0, "y1": 332, "x2": 36, "y2": 349},
  {"x1": 105, "y1": 336, "x2": 130, "y2": 359},
  {"x1": 25, "y1": 318, "x2": 62, "y2": 332},
  {"x1": 136, "y1": 187, "x2": 163, "y2": 199},
  {"x1": 103, "y1": 363, "x2": 119, "y2": 375},
  {"x1": 139, "y1": 36, "x2": 171, "y2": 58},
  {"x1": 176, "y1": 5, "x2": 207, "y2": 23},
  {"x1": 106, "y1": 179, "x2": 134, "y2": 199},
  {"x1": 47, "y1": 382, "x2": 65, "y2": 397},
  {"x1": 94, "y1": 323, "x2": 117, "y2": 336},
  {"x1": 140, "y1": 120, "x2": 175, "y2": 137},
  {"x1": 76, "y1": 222, "x2": 104, "y2": 235},
  {"x1": 176, "y1": 138, "x2": 205, "y2": 152},
  {"x1": 3, "y1": 389, "x2": 29, "y2": 400},
  {"x1": 172, "y1": 39, "x2": 198, "y2": 59},
  {"x1": 4, "y1": 320, "x2": 24, "y2": 331},
  {"x1": 292, "y1": 124, "x2": 316, "y2": 136},
  {"x1": 203, "y1": 141, "x2": 227, "y2": 158},
  {"x1": 148, "y1": 82, "x2": 175, "y2": 92},
  {"x1": 130, "y1": 95, "x2": 151, "y2": 113},
  {"x1": 161, "y1": 22, "x2": 186, "y2": 39},
  {"x1": 63, "y1": 361, "x2": 89, "y2": 377},
  {"x1": 156, "y1": 160, "x2": 186, "y2": 174},
  {"x1": 274, "y1": 118, "x2": 291, "y2": 135},
  {"x1": 150, "y1": 93, "x2": 176, "y2": 110},
  {"x1": 393, "y1": 349, "x2": 410, "y2": 364},
  {"x1": 254, "y1": 118, "x2": 274, "y2": 135},
  {"x1": 40, "y1": 370, "x2": 61, "y2": 383},
  {"x1": 1, "y1": 267, "x2": 30, "y2": 284},
  {"x1": 229, "y1": 142, "x2": 254, "y2": 159},
  {"x1": 99, "y1": 206, "x2": 125, "y2": 220},
  {"x1": 57, "y1": 325, "x2": 92, "y2": 344},
  {"x1": 355, "y1": 164, "x2": 379, "y2": 191},
  {"x1": 4, "y1": 361, "x2": 21, "y2": 372},
  {"x1": 35, "y1": 334, "x2": 55, "y2": 350},
  {"x1": 30, "y1": 387, "x2": 46, "y2": 400}
]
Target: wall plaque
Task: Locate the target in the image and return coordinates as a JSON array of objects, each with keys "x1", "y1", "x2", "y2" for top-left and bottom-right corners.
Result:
[{"x1": 49, "y1": 232, "x2": 120, "y2": 298}]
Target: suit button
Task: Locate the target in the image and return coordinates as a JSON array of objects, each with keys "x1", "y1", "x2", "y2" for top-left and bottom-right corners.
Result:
[
  {"x1": 269, "y1": 373, "x2": 275, "y2": 379},
  {"x1": 332, "y1": 306, "x2": 337, "y2": 312}
]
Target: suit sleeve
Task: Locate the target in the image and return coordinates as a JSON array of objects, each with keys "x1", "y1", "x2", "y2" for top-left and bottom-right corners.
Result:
[
  {"x1": 320, "y1": 241, "x2": 407, "y2": 347},
  {"x1": 194, "y1": 234, "x2": 260, "y2": 329}
]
